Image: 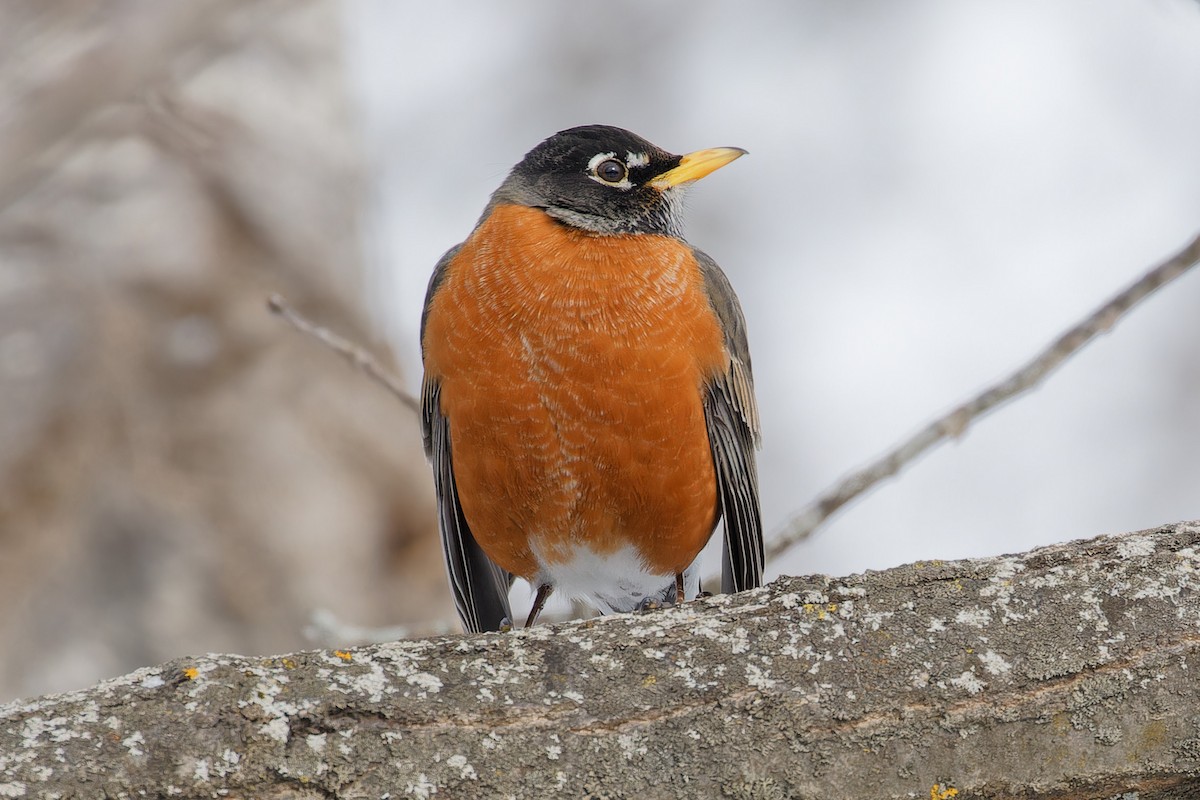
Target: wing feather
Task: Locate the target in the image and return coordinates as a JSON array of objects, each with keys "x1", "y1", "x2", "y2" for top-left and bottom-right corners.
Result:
[
  {"x1": 694, "y1": 248, "x2": 764, "y2": 594},
  {"x1": 421, "y1": 246, "x2": 513, "y2": 633}
]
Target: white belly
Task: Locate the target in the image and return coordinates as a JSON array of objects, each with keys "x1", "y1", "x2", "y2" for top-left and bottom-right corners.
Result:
[{"x1": 531, "y1": 540, "x2": 702, "y2": 614}]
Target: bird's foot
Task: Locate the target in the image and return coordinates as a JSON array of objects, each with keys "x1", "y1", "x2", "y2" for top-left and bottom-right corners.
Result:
[{"x1": 635, "y1": 596, "x2": 664, "y2": 613}]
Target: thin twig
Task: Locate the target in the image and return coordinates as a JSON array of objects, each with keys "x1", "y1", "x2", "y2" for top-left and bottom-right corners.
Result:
[
  {"x1": 302, "y1": 608, "x2": 451, "y2": 647},
  {"x1": 766, "y1": 228, "x2": 1200, "y2": 563},
  {"x1": 267, "y1": 293, "x2": 420, "y2": 414}
]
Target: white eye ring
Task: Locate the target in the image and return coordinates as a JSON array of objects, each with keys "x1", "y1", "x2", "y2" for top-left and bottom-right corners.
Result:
[
  {"x1": 586, "y1": 151, "x2": 634, "y2": 190},
  {"x1": 595, "y1": 158, "x2": 626, "y2": 183}
]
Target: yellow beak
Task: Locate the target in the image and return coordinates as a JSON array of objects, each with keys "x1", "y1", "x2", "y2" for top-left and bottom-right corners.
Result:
[{"x1": 650, "y1": 146, "x2": 747, "y2": 190}]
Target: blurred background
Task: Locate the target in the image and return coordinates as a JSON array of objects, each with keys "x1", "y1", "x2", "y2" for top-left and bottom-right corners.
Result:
[{"x1": 1, "y1": 0, "x2": 1198, "y2": 703}]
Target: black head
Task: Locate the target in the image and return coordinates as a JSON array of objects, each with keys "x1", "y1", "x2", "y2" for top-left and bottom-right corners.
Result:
[{"x1": 487, "y1": 125, "x2": 746, "y2": 238}]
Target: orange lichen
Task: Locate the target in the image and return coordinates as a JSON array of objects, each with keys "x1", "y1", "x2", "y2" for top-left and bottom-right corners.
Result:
[
  {"x1": 801, "y1": 603, "x2": 839, "y2": 620},
  {"x1": 182, "y1": 667, "x2": 199, "y2": 680},
  {"x1": 930, "y1": 783, "x2": 959, "y2": 800}
]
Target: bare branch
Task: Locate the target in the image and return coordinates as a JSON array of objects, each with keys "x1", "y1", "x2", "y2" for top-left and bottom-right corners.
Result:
[
  {"x1": 302, "y1": 608, "x2": 452, "y2": 647},
  {"x1": 267, "y1": 293, "x2": 420, "y2": 414},
  {"x1": 767, "y1": 229, "x2": 1200, "y2": 562}
]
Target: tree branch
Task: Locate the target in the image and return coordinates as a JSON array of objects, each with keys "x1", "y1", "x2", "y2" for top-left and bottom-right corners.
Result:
[
  {"x1": 767, "y1": 229, "x2": 1200, "y2": 561},
  {"x1": 3, "y1": 520, "x2": 1199, "y2": 798},
  {"x1": 268, "y1": 293, "x2": 420, "y2": 413}
]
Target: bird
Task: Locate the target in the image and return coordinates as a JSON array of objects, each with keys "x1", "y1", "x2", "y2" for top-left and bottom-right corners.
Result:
[{"x1": 420, "y1": 124, "x2": 762, "y2": 633}]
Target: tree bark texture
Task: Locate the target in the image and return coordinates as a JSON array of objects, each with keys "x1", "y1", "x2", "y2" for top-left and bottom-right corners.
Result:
[{"x1": 2, "y1": 521, "x2": 1199, "y2": 799}]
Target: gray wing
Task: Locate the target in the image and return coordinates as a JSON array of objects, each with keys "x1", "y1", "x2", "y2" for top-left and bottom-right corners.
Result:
[
  {"x1": 694, "y1": 248, "x2": 764, "y2": 594},
  {"x1": 421, "y1": 245, "x2": 513, "y2": 633}
]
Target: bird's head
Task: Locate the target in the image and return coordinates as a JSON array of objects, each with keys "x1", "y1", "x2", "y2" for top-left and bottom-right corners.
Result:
[{"x1": 489, "y1": 124, "x2": 745, "y2": 238}]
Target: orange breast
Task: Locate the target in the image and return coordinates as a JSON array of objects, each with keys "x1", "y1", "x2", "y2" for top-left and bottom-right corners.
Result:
[{"x1": 422, "y1": 204, "x2": 725, "y2": 580}]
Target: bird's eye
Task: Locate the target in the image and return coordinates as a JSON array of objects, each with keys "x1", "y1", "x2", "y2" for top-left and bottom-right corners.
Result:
[{"x1": 595, "y1": 158, "x2": 627, "y2": 183}]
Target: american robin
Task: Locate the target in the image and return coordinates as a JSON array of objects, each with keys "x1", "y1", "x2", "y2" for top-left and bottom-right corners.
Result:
[{"x1": 420, "y1": 125, "x2": 762, "y2": 632}]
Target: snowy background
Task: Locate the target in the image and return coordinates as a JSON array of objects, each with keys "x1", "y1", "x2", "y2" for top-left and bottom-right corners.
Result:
[{"x1": 343, "y1": 0, "x2": 1200, "y2": 582}]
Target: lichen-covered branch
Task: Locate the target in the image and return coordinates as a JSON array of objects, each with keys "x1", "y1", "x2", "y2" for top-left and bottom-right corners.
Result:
[{"x1": 3, "y1": 521, "x2": 1200, "y2": 799}]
